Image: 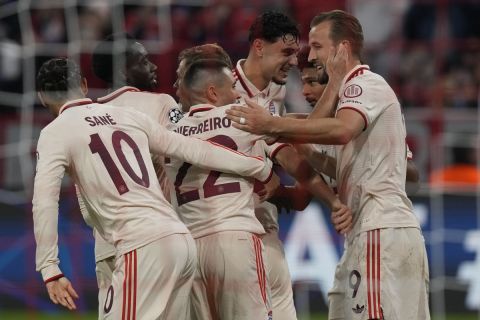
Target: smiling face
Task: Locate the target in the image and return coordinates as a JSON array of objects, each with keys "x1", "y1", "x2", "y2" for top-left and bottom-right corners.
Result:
[
  {"x1": 260, "y1": 35, "x2": 299, "y2": 85},
  {"x1": 125, "y1": 42, "x2": 158, "y2": 91},
  {"x1": 308, "y1": 21, "x2": 335, "y2": 85},
  {"x1": 301, "y1": 67, "x2": 325, "y2": 107}
]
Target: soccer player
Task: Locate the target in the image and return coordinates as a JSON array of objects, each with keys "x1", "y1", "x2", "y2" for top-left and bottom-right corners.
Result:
[
  {"x1": 174, "y1": 43, "x2": 234, "y2": 111},
  {"x1": 227, "y1": 10, "x2": 430, "y2": 319},
  {"x1": 33, "y1": 57, "x2": 278, "y2": 318},
  {"x1": 232, "y1": 12, "x2": 301, "y2": 320},
  {"x1": 167, "y1": 58, "x2": 274, "y2": 320},
  {"x1": 89, "y1": 33, "x2": 184, "y2": 317},
  {"x1": 296, "y1": 45, "x2": 420, "y2": 195}
]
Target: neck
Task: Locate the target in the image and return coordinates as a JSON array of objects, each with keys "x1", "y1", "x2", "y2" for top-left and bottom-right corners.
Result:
[{"x1": 242, "y1": 57, "x2": 269, "y2": 91}]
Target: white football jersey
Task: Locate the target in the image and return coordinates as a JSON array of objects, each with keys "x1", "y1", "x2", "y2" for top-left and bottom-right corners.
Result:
[
  {"x1": 335, "y1": 65, "x2": 420, "y2": 241},
  {"x1": 33, "y1": 99, "x2": 272, "y2": 281},
  {"x1": 234, "y1": 60, "x2": 289, "y2": 231},
  {"x1": 94, "y1": 86, "x2": 182, "y2": 262},
  {"x1": 234, "y1": 59, "x2": 287, "y2": 116},
  {"x1": 308, "y1": 144, "x2": 337, "y2": 189},
  {"x1": 165, "y1": 104, "x2": 270, "y2": 238}
]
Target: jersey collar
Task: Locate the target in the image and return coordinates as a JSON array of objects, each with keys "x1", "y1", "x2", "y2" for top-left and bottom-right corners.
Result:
[
  {"x1": 343, "y1": 65, "x2": 370, "y2": 84},
  {"x1": 188, "y1": 104, "x2": 215, "y2": 116},
  {"x1": 234, "y1": 59, "x2": 272, "y2": 99},
  {"x1": 96, "y1": 86, "x2": 140, "y2": 103},
  {"x1": 59, "y1": 98, "x2": 93, "y2": 114}
]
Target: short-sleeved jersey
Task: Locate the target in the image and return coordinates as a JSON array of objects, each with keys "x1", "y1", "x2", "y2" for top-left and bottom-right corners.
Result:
[
  {"x1": 165, "y1": 104, "x2": 267, "y2": 238},
  {"x1": 335, "y1": 65, "x2": 420, "y2": 241},
  {"x1": 33, "y1": 99, "x2": 273, "y2": 281},
  {"x1": 94, "y1": 86, "x2": 182, "y2": 262},
  {"x1": 234, "y1": 59, "x2": 287, "y2": 116}
]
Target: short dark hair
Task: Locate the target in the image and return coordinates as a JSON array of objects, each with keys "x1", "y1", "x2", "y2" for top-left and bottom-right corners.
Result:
[
  {"x1": 178, "y1": 43, "x2": 233, "y2": 69},
  {"x1": 311, "y1": 10, "x2": 364, "y2": 59},
  {"x1": 92, "y1": 33, "x2": 136, "y2": 84},
  {"x1": 183, "y1": 59, "x2": 230, "y2": 90},
  {"x1": 297, "y1": 45, "x2": 315, "y2": 71},
  {"x1": 248, "y1": 11, "x2": 299, "y2": 44},
  {"x1": 36, "y1": 57, "x2": 82, "y2": 100}
]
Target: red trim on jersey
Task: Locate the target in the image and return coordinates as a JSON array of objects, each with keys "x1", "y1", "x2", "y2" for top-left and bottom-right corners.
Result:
[
  {"x1": 259, "y1": 168, "x2": 273, "y2": 184},
  {"x1": 59, "y1": 99, "x2": 93, "y2": 114},
  {"x1": 188, "y1": 106, "x2": 214, "y2": 116},
  {"x1": 44, "y1": 273, "x2": 64, "y2": 284},
  {"x1": 270, "y1": 143, "x2": 290, "y2": 160},
  {"x1": 345, "y1": 66, "x2": 369, "y2": 83},
  {"x1": 97, "y1": 86, "x2": 140, "y2": 104},
  {"x1": 338, "y1": 106, "x2": 368, "y2": 131},
  {"x1": 234, "y1": 66, "x2": 254, "y2": 98}
]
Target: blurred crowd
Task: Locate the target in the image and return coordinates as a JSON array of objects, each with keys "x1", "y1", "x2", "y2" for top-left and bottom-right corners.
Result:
[{"x1": 0, "y1": 0, "x2": 479, "y2": 110}]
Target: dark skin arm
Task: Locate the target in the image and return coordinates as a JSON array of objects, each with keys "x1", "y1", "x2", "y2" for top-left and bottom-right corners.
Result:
[{"x1": 272, "y1": 145, "x2": 352, "y2": 235}]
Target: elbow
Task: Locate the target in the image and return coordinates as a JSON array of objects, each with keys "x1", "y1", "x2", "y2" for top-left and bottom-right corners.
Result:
[{"x1": 334, "y1": 128, "x2": 354, "y2": 145}]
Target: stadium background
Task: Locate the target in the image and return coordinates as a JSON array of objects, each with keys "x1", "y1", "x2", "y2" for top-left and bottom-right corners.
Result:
[{"x1": 0, "y1": 0, "x2": 479, "y2": 319}]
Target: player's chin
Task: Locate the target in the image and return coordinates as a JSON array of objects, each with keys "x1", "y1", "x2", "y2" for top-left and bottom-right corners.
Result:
[{"x1": 272, "y1": 76, "x2": 287, "y2": 85}]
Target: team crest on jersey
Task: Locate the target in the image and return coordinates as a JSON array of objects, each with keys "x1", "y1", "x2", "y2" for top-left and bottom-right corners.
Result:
[
  {"x1": 168, "y1": 108, "x2": 183, "y2": 124},
  {"x1": 268, "y1": 101, "x2": 275, "y2": 114},
  {"x1": 344, "y1": 84, "x2": 363, "y2": 98}
]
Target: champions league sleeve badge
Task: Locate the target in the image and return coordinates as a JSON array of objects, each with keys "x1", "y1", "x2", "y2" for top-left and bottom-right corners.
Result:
[{"x1": 168, "y1": 108, "x2": 184, "y2": 124}]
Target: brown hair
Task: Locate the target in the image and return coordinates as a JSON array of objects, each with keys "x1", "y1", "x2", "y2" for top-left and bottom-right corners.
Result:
[
  {"x1": 178, "y1": 43, "x2": 233, "y2": 70},
  {"x1": 311, "y1": 10, "x2": 364, "y2": 59}
]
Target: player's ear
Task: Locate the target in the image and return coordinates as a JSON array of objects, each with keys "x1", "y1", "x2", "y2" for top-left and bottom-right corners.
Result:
[
  {"x1": 37, "y1": 92, "x2": 47, "y2": 108},
  {"x1": 206, "y1": 85, "x2": 217, "y2": 104},
  {"x1": 253, "y1": 39, "x2": 264, "y2": 58},
  {"x1": 81, "y1": 77, "x2": 88, "y2": 96}
]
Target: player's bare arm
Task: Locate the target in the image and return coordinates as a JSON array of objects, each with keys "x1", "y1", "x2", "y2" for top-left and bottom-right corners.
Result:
[
  {"x1": 256, "y1": 171, "x2": 281, "y2": 202},
  {"x1": 294, "y1": 144, "x2": 336, "y2": 179},
  {"x1": 45, "y1": 277, "x2": 79, "y2": 310},
  {"x1": 227, "y1": 104, "x2": 364, "y2": 145},
  {"x1": 273, "y1": 145, "x2": 352, "y2": 234}
]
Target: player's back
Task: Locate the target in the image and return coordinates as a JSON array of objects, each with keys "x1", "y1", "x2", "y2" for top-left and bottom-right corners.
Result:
[
  {"x1": 166, "y1": 104, "x2": 265, "y2": 238},
  {"x1": 43, "y1": 98, "x2": 188, "y2": 255},
  {"x1": 97, "y1": 86, "x2": 182, "y2": 201}
]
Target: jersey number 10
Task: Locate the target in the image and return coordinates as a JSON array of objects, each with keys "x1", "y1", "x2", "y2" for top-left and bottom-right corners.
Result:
[{"x1": 89, "y1": 131, "x2": 150, "y2": 195}]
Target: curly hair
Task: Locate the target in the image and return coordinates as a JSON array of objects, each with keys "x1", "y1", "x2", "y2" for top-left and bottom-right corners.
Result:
[
  {"x1": 91, "y1": 33, "x2": 136, "y2": 85},
  {"x1": 248, "y1": 11, "x2": 299, "y2": 44},
  {"x1": 36, "y1": 57, "x2": 82, "y2": 100}
]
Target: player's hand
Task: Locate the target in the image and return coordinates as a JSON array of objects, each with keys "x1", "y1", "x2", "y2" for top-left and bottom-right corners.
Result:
[
  {"x1": 330, "y1": 199, "x2": 352, "y2": 235},
  {"x1": 256, "y1": 172, "x2": 280, "y2": 202},
  {"x1": 45, "y1": 276, "x2": 79, "y2": 310},
  {"x1": 326, "y1": 42, "x2": 349, "y2": 84},
  {"x1": 226, "y1": 100, "x2": 274, "y2": 135}
]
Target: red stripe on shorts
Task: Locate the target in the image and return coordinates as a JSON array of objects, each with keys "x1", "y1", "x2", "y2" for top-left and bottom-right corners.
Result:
[
  {"x1": 252, "y1": 235, "x2": 267, "y2": 305},
  {"x1": 122, "y1": 253, "x2": 129, "y2": 320},
  {"x1": 133, "y1": 250, "x2": 137, "y2": 320},
  {"x1": 367, "y1": 231, "x2": 372, "y2": 319}
]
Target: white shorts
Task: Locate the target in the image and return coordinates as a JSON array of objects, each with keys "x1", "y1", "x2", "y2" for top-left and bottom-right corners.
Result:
[
  {"x1": 191, "y1": 231, "x2": 272, "y2": 320},
  {"x1": 96, "y1": 256, "x2": 115, "y2": 319},
  {"x1": 104, "y1": 233, "x2": 197, "y2": 320},
  {"x1": 263, "y1": 230, "x2": 297, "y2": 320},
  {"x1": 328, "y1": 228, "x2": 430, "y2": 320}
]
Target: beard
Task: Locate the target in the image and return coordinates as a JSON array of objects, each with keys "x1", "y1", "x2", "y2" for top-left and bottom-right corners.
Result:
[
  {"x1": 318, "y1": 69, "x2": 329, "y2": 85},
  {"x1": 272, "y1": 74, "x2": 287, "y2": 85}
]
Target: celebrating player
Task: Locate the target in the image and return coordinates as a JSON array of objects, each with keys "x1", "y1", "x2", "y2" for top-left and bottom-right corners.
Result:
[
  {"x1": 227, "y1": 10, "x2": 430, "y2": 320},
  {"x1": 33, "y1": 57, "x2": 277, "y2": 318},
  {"x1": 88, "y1": 33, "x2": 184, "y2": 317},
  {"x1": 167, "y1": 58, "x2": 276, "y2": 320}
]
